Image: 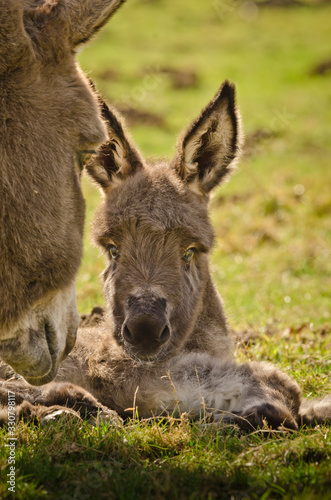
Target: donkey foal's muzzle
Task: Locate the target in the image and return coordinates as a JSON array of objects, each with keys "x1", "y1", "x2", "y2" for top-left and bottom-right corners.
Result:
[{"x1": 122, "y1": 296, "x2": 171, "y2": 359}]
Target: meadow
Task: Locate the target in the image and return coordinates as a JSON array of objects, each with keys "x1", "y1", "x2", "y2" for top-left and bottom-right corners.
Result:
[{"x1": 1, "y1": 0, "x2": 330, "y2": 498}]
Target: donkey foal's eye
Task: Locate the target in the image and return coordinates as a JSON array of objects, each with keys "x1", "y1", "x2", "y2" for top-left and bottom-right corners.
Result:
[
  {"x1": 108, "y1": 244, "x2": 120, "y2": 260},
  {"x1": 183, "y1": 247, "x2": 196, "y2": 263}
]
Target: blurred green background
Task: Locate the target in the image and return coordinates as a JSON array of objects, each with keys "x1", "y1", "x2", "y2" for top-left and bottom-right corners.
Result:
[{"x1": 77, "y1": 0, "x2": 331, "y2": 333}]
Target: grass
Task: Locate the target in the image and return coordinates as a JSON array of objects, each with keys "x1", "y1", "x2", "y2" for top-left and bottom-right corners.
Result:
[{"x1": 1, "y1": 1, "x2": 331, "y2": 498}]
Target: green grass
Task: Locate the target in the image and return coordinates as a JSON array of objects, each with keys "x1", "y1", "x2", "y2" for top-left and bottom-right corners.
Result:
[{"x1": 1, "y1": 1, "x2": 331, "y2": 498}]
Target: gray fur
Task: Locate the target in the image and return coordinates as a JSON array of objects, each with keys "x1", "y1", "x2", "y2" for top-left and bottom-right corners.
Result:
[{"x1": 0, "y1": 82, "x2": 329, "y2": 430}]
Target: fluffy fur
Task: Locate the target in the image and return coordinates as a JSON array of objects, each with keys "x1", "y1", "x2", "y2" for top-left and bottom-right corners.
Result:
[{"x1": 0, "y1": 82, "x2": 329, "y2": 431}]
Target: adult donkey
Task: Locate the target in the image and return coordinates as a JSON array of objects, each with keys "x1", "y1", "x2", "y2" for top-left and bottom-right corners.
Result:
[{"x1": 0, "y1": 0, "x2": 124, "y2": 385}]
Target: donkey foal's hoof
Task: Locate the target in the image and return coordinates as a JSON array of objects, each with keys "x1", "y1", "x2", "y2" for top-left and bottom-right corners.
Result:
[
  {"x1": 41, "y1": 407, "x2": 82, "y2": 425},
  {"x1": 88, "y1": 409, "x2": 123, "y2": 427}
]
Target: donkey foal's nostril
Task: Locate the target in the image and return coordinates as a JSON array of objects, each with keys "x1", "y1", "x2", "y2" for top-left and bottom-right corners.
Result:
[
  {"x1": 123, "y1": 324, "x2": 134, "y2": 344},
  {"x1": 159, "y1": 325, "x2": 170, "y2": 345}
]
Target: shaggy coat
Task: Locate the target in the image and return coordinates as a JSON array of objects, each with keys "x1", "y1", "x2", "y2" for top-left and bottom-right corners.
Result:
[
  {"x1": 1, "y1": 82, "x2": 330, "y2": 430},
  {"x1": 0, "y1": 0, "x2": 124, "y2": 385}
]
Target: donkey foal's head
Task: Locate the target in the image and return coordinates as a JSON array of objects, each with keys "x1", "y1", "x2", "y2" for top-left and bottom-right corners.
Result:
[{"x1": 88, "y1": 81, "x2": 241, "y2": 362}]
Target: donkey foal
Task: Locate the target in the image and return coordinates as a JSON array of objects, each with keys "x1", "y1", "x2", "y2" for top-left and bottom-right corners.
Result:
[{"x1": 1, "y1": 82, "x2": 330, "y2": 430}]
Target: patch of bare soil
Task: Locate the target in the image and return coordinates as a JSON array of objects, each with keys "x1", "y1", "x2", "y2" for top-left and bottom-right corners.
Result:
[
  {"x1": 236, "y1": 329, "x2": 266, "y2": 346},
  {"x1": 117, "y1": 106, "x2": 166, "y2": 128},
  {"x1": 257, "y1": 0, "x2": 330, "y2": 6},
  {"x1": 236, "y1": 323, "x2": 331, "y2": 346},
  {"x1": 211, "y1": 192, "x2": 252, "y2": 208},
  {"x1": 96, "y1": 68, "x2": 119, "y2": 82},
  {"x1": 310, "y1": 58, "x2": 331, "y2": 76},
  {"x1": 235, "y1": 323, "x2": 280, "y2": 346},
  {"x1": 243, "y1": 128, "x2": 278, "y2": 157},
  {"x1": 158, "y1": 67, "x2": 199, "y2": 89},
  {"x1": 256, "y1": 0, "x2": 304, "y2": 7}
]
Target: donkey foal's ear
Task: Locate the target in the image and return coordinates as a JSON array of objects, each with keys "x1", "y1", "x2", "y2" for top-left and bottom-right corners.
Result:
[
  {"x1": 174, "y1": 81, "x2": 241, "y2": 195},
  {"x1": 86, "y1": 101, "x2": 144, "y2": 192}
]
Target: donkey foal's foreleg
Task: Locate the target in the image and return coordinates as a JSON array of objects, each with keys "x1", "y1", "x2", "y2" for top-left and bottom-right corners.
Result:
[
  {"x1": 0, "y1": 381, "x2": 79, "y2": 425},
  {"x1": 36, "y1": 382, "x2": 122, "y2": 426},
  {"x1": 0, "y1": 380, "x2": 121, "y2": 426}
]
